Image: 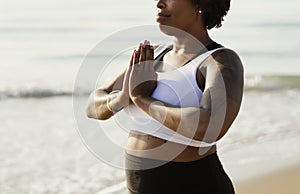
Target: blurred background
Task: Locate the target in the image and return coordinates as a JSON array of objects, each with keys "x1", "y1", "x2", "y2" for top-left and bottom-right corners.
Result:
[{"x1": 1, "y1": 0, "x2": 299, "y2": 193}]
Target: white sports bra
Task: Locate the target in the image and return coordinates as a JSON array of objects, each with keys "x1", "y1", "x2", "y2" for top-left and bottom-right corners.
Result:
[{"x1": 117, "y1": 45, "x2": 224, "y2": 147}]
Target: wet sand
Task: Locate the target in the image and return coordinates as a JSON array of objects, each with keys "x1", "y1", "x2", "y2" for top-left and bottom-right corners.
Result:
[{"x1": 235, "y1": 163, "x2": 300, "y2": 194}]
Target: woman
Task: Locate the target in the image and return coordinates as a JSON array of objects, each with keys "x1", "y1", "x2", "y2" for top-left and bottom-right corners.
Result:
[{"x1": 86, "y1": 0, "x2": 243, "y2": 193}]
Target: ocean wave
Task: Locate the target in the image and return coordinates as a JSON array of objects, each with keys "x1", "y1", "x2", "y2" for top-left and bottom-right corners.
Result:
[
  {"x1": 0, "y1": 88, "x2": 88, "y2": 99},
  {"x1": 1, "y1": 75, "x2": 300, "y2": 100},
  {"x1": 244, "y1": 75, "x2": 300, "y2": 91},
  {"x1": 255, "y1": 22, "x2": 300, "y2": 29}
]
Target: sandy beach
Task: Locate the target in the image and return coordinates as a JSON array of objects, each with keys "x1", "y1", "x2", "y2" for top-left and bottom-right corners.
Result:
[
  {"x1": 217, "y1": 120, "x2": 300, "y2": 194},
  {"x1": 235, "y1": 163, "x2": 300, "y2": 194}
]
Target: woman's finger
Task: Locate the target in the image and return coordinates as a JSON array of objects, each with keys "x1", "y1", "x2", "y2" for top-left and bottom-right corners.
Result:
[
  {"x1": 150, "y1": 45, "x2": 154, "y2": 59},
  {"x1": 134, "y1": 50, "x2": 139, "y2": 65},
  {"x1": 145, "y1": 45, "x2": 153, "y2": 60},
  {"x1": 139, "y1": 44, "x2": 146, "y2": 63},
  {"x1": 126, "y1": 53, "x2": 134, "y2": 80},
  {"x1": 144, "y1": 45, "x2": 152, "y2": 70},
  {"x1": 130, "y1": 50, "x2": 135, "y2": 67}
]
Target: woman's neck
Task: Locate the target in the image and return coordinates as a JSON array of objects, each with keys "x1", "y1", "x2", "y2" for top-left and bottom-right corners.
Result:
[{"x1": 172, "y1": 26, "x2": 213, "y2": 55}]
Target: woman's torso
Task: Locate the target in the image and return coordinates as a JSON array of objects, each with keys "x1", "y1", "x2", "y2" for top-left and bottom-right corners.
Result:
[{"x1": 126, "y1": 43, "x2": 223, "y2": 162}]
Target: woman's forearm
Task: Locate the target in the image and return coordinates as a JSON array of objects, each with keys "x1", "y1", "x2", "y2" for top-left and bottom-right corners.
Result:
[
  {"x1": 86, "y1": 89, "x2": 128, "y2": 120},
  {"x1": 131, "y1": 95, "x2": 212, "y2": 141}
]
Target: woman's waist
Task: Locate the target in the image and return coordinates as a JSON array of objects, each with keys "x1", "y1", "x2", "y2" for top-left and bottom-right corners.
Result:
[
  {"x1": 121, "y1": 106, "x2": 218, "y2": 148},
  {"x1": 126, "y1": 131, "x2": 217, "y2": 162},
  {"x1": 127, "y1": 126, "x2": 217, "y2": 149},
  {"x1": 125, "y1": 150, "x2": 219, "y2": 172}
]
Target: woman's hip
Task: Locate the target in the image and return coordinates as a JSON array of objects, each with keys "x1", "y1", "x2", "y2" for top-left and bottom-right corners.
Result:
[{"x1": 125, "y1": 152, "x2": 235, "y2": 194}]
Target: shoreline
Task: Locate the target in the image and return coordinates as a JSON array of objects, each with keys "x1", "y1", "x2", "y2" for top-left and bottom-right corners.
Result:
[{"x1": 235, "y1": 163, "x2": 300, "y2": 194}]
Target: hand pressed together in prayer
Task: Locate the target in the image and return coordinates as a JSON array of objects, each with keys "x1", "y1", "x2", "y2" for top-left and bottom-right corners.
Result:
[{"x1": 126, "y1": 40, "x2": 157, "y2": 101}]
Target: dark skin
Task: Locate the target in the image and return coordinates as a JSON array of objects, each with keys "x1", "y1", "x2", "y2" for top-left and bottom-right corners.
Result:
[{"x1": 86, "y1": 0, "x2": 244, "y2": 161}]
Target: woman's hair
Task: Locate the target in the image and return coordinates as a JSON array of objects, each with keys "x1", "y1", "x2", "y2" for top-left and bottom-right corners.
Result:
[{"x1": 192, "y1": 0, "x2": 231, "y2": 30}]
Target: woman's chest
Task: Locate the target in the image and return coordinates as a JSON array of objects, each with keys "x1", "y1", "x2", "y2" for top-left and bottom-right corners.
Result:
[
  {"x1": 151, "y1": 65, "x2": 203, "y2": 107},
  {"x1": 154, "y1": 53, "x2": 206, "y2": 93}
]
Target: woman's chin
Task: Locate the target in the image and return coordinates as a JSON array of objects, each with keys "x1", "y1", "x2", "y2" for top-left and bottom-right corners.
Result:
[{"x1": 157, "y1": 24, "x2": 184, "y2": 37}]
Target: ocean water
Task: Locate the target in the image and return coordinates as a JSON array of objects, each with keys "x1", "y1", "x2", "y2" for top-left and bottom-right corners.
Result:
[{"x1": 1, "y1": 0, "x2": 300, "y2": 193}]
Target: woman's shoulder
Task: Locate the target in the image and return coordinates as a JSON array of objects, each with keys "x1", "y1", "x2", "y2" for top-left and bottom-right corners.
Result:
[{"x1": 209, "y1": 47, "x2": 243, "y2": 70}]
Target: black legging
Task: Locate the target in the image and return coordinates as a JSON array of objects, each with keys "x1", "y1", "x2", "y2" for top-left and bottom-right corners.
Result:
[{"x1": 125, "y1": 152, "x2": 235, "y2": 194}]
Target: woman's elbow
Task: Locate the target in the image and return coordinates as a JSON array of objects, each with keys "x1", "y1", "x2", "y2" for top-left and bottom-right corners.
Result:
[
  {"x1": 85, "y1": 102, "x2": 97, "y2": 119},
  {"x1": 85, "y1": 92, "x2": 102, "y2": 120},
  {"x1": 85, "y1": 102, "x2": 111, "y2": 120}
]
